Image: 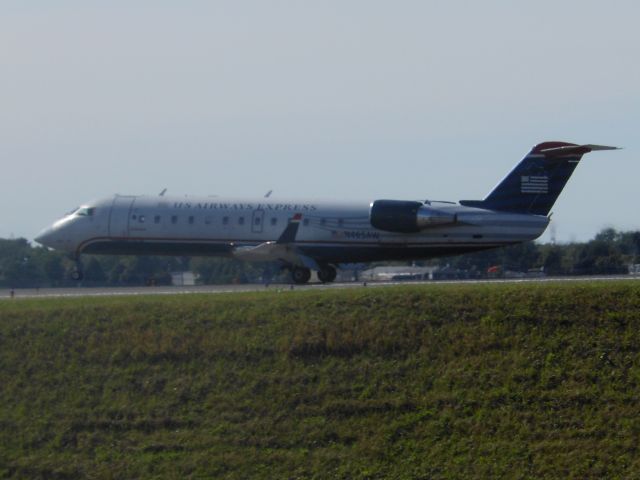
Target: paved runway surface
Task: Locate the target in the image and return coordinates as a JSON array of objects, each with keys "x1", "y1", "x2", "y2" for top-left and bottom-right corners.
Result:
[{"x1": 2, "y1": 275, "x2": 640, "y2": 300}]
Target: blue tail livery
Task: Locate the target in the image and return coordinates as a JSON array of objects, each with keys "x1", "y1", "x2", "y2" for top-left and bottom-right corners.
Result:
[{"x1": 460, "y1": 142, "x2": 619, "y2": 215}]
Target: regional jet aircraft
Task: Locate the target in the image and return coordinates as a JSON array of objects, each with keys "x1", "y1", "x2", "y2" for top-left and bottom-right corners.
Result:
[{"x1": 35, "y1": 142, "x2": 617, "y2": 283}]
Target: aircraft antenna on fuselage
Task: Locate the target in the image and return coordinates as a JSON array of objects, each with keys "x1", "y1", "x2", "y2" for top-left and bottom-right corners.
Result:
[
  {"x1": 264, "y1": 190, "x2": 273, "y2": 198},
  {"x1": 159, "y1": 188, "x2": 167, "y2": 196}
]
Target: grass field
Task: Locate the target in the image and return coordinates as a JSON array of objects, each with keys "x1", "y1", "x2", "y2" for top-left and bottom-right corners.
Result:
[{"x1": 2, "y1": 281, "x2": 640, "y2": 478}]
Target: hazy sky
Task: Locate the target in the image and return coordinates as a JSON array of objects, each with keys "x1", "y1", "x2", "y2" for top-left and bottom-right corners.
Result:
[{"x1": 1, "y1": 1, "x2": 638, "y2": 243}]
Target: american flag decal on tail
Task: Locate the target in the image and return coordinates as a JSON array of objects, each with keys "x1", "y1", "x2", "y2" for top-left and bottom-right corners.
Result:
[{"x1": 521, "y1": 175, "x2": 548, "y2": 194}]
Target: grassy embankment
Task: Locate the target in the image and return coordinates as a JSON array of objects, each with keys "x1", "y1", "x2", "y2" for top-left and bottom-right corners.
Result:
[{"x1": 2, "y1": 282, "x2": 640, "y2": 478}]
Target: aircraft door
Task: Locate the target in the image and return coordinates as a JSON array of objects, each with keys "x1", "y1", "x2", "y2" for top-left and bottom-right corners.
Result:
[
  {"x1": 108, "y1": 195, "x2": 136, "y2": 238},
  {"x1": 251, "y1": 209, "x2": 265, "y2": 234}
]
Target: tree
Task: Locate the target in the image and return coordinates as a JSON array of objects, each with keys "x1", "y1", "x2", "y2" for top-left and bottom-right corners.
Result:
[
  {"x1": 541, "y1": 246, "x2": 564, "y2": 275},
  {"x1": 83, "y1": 258, "x2": 107, "y2": 285}
]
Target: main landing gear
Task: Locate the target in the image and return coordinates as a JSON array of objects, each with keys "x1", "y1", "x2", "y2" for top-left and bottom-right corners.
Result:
[
  {"x1": 291, "y1": 266, "x2": 311, "y2": 285},
  {"x1": 317, "y1": 265, "x2": 337, "y2": 283},
  {"x1": 289, "y1": 265, "x2": 337, "y2": 284}
]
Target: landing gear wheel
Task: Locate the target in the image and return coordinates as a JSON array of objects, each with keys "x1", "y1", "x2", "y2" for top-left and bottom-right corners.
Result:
[
  {"x1": 70, "y1": 255, "x2": 84, "y2": 281},
  {"x1": 291, "y1": 267, "x2": 311, "y2": 284},
  {"x1": 317, "y1": 265, "x2": 337, "y2": 283}
]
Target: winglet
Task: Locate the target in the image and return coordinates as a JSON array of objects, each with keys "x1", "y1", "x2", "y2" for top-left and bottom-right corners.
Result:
[{"x1": 276, "y1": 214, "x2": 302, "y2": 244}]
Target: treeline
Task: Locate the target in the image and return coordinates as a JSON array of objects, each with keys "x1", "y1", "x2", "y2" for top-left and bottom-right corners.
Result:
[
  {"x1": 437, "y1": 227, "x2": 637, "y2": 276},
  {"x1": 0, "y1": 238, "x2": 285, "y2": 288},
  {"x1": 0, "y1": 228, "x2": 638, "y2": 288}
]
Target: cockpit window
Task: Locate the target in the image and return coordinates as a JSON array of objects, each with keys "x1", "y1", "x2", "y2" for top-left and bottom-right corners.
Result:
[
  {"x1": 66, "y1": 207, "x2": 79, "y2": 216},
  {"x1": 76, "y1": 207, "x2": 95, "y2": 216}
]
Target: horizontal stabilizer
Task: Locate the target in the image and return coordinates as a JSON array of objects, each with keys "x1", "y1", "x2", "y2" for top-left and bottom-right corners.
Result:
[{"x1": 538, "y1": 144, "x2": 620, "y2": 158}]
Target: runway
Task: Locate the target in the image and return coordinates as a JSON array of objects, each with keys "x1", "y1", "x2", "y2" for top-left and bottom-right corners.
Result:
[
  {"x1": 2, "y1": 275, "x2": 639, "y2": 300},
  {"x1": 2, "y1": 282, "x2": 355, "y2": 299}
]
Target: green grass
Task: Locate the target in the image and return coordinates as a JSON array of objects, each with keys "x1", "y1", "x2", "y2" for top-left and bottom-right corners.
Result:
[{"x1": 2, "y1": 282, "x2": 640, "y2": 478}]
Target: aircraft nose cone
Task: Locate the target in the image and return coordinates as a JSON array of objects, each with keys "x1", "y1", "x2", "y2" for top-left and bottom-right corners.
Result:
[{"x1": 35, "y1": 227, "x2": 55, "y2": 248}]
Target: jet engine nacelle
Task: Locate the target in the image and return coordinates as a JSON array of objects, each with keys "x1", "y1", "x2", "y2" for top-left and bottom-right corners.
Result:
[{"x1": 369, "y1": 199, "x2": 456, "y2": 233}]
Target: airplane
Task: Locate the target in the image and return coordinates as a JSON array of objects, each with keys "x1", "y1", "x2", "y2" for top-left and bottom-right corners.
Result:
[{"x1": 35, "y1": 141, "x2": 618, "y2": 283}]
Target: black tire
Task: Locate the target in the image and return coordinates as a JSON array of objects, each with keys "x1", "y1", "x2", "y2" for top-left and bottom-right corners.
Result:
[
  {"x1": 317, "y1": 265, "x2": 337, "y2": 283},
  {"x1": 291, "y1": 267, "x2": 311, "y2": 284}
]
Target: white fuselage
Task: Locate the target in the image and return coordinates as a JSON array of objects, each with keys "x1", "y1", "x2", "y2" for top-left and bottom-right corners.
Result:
[
  {"x1": 35, "y1": 194, "x2": 549, "y2": 265},
  {"x1": 35, "y1": 141, "x2": 616, "y2": 283}
]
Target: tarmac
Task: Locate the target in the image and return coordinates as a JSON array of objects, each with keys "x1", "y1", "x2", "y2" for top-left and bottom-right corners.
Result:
[{"x1": 1, "y1": 275, "x2": 639, "y2": 300}]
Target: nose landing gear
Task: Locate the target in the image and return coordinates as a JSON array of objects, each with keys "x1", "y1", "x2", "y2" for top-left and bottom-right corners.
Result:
[
  {"x1": 70, "y1": 255, "x2": 84, "y2": 281},
  {"x1": 71, "y1": 269, "x2": 84, "y2": 281}
]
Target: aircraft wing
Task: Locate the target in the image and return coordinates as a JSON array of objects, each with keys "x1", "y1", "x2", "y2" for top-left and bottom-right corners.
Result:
[{"x1": 231, "y1": 214, "x2": 320, "y2": 269}]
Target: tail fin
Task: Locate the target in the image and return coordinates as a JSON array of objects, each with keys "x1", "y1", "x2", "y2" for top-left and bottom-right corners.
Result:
[{"x1": 459, "y1": 142, "x2": 618, "y2": 215}]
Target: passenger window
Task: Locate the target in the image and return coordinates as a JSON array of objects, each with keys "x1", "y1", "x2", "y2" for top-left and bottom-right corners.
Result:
[
  {"x1": 338, "y1": 219, "x2": 344, "y2": 227},
  {"x1": 270, "y1": 218, "x2": 277, "y2": 226},
  {"x1": 139, "y1": 215, "x2": 145, "y2": 223},
  {"x1": 171, "y1": 215, "x2": 178, "y2": 224},
  {"x1": 154, "y1": 215, "x2": 161, "y2": 224},
  {"x1": 132, "y1": 214, "x2": 137, "y2": 220},
  {"x1": 320, "y1": 218, "x2": 326, "y2": 226},
  {"x1": 223, "y1": 216, "x2": 229, "y2": 225},
  {"x1": 238, "y1": 217, "x2": 245, "y2": 225},
  {"x1": 188, "y1": 216, "x2": 194, "y2": 225},
  {"x1": 254, "y1": 217, "x2": 261, "y2": 225},
  {"x1": 205, "y1": 216, "x2": 212, "y2": 225}
]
